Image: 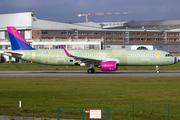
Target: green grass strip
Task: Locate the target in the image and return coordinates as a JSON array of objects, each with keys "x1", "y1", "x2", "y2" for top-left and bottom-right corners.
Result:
[{"x1": 1, "y1": 77, "x2": 180, "y2": 119}]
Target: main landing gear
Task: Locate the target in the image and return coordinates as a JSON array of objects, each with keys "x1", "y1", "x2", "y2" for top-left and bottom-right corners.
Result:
[
  {"x1": 156, "y1": 66, "x2": 160, "y2": 73},
  {"x1": 87, "y1": 68, "x2": 95, "y2": 73},
  {"x1": 87, "y1": 64, "x2": 95, "y2": 74}
]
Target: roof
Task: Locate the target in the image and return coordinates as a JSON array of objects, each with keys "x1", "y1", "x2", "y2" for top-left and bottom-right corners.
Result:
[
  {"x1": 102, "y1": 20, "x2": 180, "y2": 30},
  {"x1": 1, "y1": 12, "x2": 180, "y2": 31},
  {"x1": 32, "y1": 19, "x2": 102, "y2": 30},
  {"x1": 125, "y1": 20, "x2": 180, "y2": 26},
  {"x1": 73, "y1": 22, "x2": 102, "y2": 28}
]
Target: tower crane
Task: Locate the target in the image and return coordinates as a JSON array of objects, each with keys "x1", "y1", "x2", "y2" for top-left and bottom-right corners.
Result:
[{"x1": 78, "y1": 12, "x2": 132, "y2": 22}]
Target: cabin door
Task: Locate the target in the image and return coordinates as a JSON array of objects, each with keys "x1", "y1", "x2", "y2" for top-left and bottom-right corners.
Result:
[{"x1": 156, "y1": 52, "x2": 160, "y2": 60}]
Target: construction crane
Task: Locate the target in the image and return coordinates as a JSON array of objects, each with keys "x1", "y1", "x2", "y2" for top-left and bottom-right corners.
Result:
[{"x1": 78, "y1": 12, "x2": 132, "y2": 22}]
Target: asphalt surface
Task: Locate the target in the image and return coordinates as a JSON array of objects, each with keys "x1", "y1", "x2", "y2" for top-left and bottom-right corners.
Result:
[{"x1": 0, "y1": 70, "x2": 180, "y2": 77}]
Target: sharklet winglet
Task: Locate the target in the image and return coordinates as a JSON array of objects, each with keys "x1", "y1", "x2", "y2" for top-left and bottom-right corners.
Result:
[{"x1": 62, "y1": 46, "x2": 70, "y2": 56}]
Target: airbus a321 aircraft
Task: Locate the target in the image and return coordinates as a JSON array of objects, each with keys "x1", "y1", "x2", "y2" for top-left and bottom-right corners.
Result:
[{"x1": 4, "y1": 26, "x2": 179, "y2": 73}]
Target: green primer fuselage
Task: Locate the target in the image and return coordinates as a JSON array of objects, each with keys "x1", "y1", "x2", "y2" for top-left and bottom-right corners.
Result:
[{"x1": 5, "y1": 49, "x2": 175, "y2": 66}]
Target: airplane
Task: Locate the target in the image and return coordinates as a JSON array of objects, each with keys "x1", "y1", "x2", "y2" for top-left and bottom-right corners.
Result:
[{"x1": 4, "y1": 26, "x2": 179, "y2": 73}]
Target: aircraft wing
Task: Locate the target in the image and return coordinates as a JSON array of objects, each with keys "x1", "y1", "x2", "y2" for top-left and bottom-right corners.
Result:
[
  {"x1": 62, "y1": 46, "x2": 102, "y2": 64},
  {"x1": 71, "y1": 56, "x2": 102, "y2": 63}
]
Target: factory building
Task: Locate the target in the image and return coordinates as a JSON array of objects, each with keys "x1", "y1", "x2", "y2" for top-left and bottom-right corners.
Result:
[{"x1": 0, "y1": 12, "x2": 180, "y2": 62}]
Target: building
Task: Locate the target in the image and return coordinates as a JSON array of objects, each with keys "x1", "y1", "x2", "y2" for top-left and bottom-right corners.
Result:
[{"x1": 0, "y1": 12, "x2": 180, "y2": 62}]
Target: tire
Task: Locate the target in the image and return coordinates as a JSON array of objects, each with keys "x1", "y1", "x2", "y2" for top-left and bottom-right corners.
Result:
[
  {"x1": 87, "y1": 69, "x2": 92, "y2": 74},
  {"x1": 87, "y1": 68, "x2": 95, "y2": 73}
]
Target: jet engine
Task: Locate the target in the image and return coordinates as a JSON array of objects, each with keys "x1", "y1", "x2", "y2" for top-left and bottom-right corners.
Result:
[{"x1": 101, "y1": 61, "x2": 118, "y2": 71}]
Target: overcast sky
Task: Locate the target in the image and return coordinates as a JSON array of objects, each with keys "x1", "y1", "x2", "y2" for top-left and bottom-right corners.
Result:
[{"x1": 0, "y1": 0, "x2": 180, "y2": 23}]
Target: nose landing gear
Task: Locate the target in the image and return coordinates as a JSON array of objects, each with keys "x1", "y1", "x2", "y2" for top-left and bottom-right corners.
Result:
[{"x1": 156, "y1": 66, "x2": 160, "y2": 73}]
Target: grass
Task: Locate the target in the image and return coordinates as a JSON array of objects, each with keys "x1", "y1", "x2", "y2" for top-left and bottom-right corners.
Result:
[
  {"x1": 0, "y1": 62, "x2": 180, "y2": 70},
  {"x1": 0, "y1": 77, "x2": 180, "y2": 119}
]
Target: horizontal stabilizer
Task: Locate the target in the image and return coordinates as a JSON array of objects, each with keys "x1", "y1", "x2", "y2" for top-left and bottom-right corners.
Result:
[{"x1": 4, "y1": 51, "x2": 23, "y2": 58}]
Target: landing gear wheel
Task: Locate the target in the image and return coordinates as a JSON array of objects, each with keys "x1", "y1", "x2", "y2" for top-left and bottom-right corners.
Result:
[
  {"x1": 91, "y1": 68, "x2": 95, "y2": 73},
  {"x1": 87, "y1": 68, "x2": 95, "y2": 74},
  {"x1": 87, "y1": 69, "x2": 92, "y2": 73},
  {"x1": 157, "y1": 70, "x2": 160, "y2": 73}
]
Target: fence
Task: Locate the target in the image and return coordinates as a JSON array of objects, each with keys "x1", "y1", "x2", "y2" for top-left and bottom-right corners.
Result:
[
  {"x1": 57, "y1": 107, "x2": 110, "y2": 120},
  {"x1": 0, "y1": 104, "x2": 180, "y2": 120}
]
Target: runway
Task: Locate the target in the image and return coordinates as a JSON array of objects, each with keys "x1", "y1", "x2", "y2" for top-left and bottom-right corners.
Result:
[{"x1": 0, "y1": 70, "x2": 180, "y2": 77}]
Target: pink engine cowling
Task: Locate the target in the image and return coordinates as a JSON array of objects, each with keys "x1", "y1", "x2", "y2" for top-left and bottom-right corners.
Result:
[{"x1": 101, "y1": 61, "x2": 117, "y2": 71}]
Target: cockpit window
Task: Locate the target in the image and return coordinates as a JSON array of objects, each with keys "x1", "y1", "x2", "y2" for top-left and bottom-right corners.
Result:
[
  {"x1": 165, "y1": 54, "x2": 172, "y2": 57},
  {"x1": 137, "y1": 46, "x2": 148, "y2": 50}
]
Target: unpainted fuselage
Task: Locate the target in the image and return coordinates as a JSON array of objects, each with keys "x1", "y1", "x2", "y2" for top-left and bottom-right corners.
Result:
[{"x1": 5, "y1": 49, "x2": 177, "y2": 66}]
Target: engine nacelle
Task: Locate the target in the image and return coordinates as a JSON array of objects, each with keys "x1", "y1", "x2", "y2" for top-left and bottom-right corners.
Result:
[{"x1": 101, "y1": 61, "x2": 117, "y2": 71}]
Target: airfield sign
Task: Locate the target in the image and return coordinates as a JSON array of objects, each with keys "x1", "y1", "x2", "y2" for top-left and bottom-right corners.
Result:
[{"x1": 90, "y1": 110, "x2": 101, "y2": 119}]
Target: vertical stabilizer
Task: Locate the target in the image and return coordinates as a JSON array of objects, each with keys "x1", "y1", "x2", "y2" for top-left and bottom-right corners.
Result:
[{"x1": 7, "y1": 26, "x2": 35, "y2": 51}]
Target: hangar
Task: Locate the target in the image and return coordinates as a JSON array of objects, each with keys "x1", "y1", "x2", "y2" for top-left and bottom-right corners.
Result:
[{"x1": 0, "y1": 12, "x2": 180, "y2": 62}]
